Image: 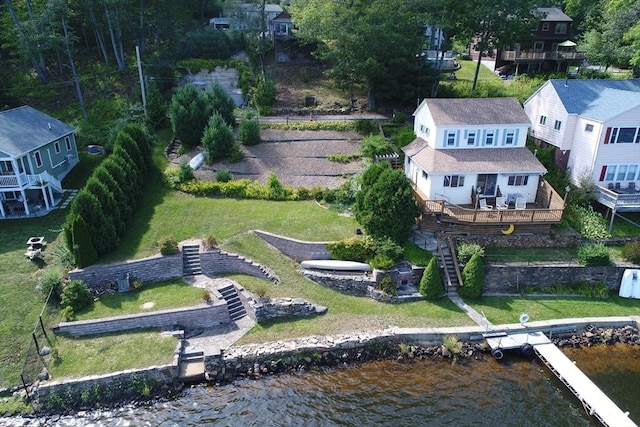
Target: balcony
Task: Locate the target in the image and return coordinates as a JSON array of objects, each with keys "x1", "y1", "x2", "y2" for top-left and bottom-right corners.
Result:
[
  {"x1": 413, "y1": 180, "x2": 565, "y2": 234},
  {"x1": 500, "y1": 50, "x2": 586, "y2": 62},
  {"x1": 0, "y1": 171, "x2": 28, "y2": 189},
  {"x1": 596, "y1": 185, "x2": 640, "y2": 212}
]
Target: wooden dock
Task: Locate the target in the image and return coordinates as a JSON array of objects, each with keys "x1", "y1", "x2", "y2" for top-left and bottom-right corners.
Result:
[{"x1": 485, "y1": 332, "x2": 636, "y2": 427}]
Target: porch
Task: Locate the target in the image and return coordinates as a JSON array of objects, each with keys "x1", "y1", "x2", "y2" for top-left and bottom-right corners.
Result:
[
  {"x1": 1, "y1": 194, "x2": 64, "y2": 219},
  {"x1": 595, "y1": 185, "x2": 640, "y2": 232},
  {"x1": 414, "y1": 180, "x2": 565, "y2": 235}
]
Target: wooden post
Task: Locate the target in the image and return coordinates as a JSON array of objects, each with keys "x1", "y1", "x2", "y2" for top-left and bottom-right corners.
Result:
[
  {"x1": 20, "y1": 374, "x2": 30, "y2": 401},
  {"x1": 32, "y1": 332, "x2": 40, "y2": 356}
]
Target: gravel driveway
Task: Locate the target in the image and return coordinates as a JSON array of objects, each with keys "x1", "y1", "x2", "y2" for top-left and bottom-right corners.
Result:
[{"x1": 188, "y1": 129, "x2": 365, "y2": 188}]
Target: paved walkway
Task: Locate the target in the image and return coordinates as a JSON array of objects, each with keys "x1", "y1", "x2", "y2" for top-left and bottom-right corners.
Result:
[{"x1": 447, "y1": 290, "x2": 493, "y2": 329}]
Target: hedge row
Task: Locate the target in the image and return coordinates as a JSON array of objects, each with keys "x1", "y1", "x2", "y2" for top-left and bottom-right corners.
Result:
[{"x1": 65, "y1": 124, "x2": 153, "y2": 265}]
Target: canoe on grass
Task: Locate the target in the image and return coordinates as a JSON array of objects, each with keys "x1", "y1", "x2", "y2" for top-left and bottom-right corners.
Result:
[
  {"x1": 189, "y1": 153, "x2": 205, "y2": 170},
  {"x1": 300, "y1": 260, "x2": 372, "y2": 272}
]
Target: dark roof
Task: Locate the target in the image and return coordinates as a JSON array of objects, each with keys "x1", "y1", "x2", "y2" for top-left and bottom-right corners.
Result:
[
  {"x1": 546, "y1": 79, "x2": 640, "y2": 121},
  {"x1": 537, "y1": 7, "x2": 572, "y2": 22},
  {"x1": 403, "y1": 138, "x2": 547, "y2": 175},
  {"x1": 421, "y1": 97, "x2": 530, "y2": 126},
  {"x1": 0, "y1": 106, "x2": 74, "y2": 157}
]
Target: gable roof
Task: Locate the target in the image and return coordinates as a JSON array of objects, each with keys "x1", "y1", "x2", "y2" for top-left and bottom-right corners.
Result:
[
  {"x1": 0, "y1": 106, "x2": 75, "y2": 157},
  {"x1": 537, "y1": 7, "x2": 572, "y2": 22},
  {"x1": 546, "y1": 79, "x2": 640, "y2": 121},
  {"x1": 418, "y1": 97, "x2": 530, "y2": 126},
  {"x1": 403, "y1": 138, "x2": 546, "y2": 175}
]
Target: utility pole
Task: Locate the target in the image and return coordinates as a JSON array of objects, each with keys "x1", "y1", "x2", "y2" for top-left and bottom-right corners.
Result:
[{"x1": 136, "y1": 45, "x2": 147, "y2": 117}]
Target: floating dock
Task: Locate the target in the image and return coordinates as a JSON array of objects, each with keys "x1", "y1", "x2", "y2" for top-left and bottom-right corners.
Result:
[{"x1": 485, "y1": 331, "x2": 636, "y2": 427}]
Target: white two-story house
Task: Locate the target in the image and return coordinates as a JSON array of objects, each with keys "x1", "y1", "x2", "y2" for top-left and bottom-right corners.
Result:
[{"x1": 403, "y1": 97, "x2": 564, "y2": 234}]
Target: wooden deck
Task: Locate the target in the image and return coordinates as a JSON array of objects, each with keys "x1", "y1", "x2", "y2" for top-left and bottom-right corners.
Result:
[{"x1": 414, "y1": 180, "x2": 565, "y2": 235}]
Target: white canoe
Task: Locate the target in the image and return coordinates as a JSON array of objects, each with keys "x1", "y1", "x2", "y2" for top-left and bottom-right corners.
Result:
[
  {"x1": 619, "y1": 269, "x2": 640, "y2": 299},
  {"x1": 300, "y1": 260, "x2": 372, "y2": 272},
  {"x1": 189, "y1": 153, "x2": 205, "y2": 170}
]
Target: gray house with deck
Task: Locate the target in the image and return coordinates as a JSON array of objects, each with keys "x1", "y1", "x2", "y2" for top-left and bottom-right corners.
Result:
[{"x1": 0, "y1": 106, "x2": 79, "y2": 218}]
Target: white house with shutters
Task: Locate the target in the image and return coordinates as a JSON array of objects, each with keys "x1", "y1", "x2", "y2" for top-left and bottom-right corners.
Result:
[
  {"x1": 524, "y1": 79, "x2": 640, "y2": 220},
  {"x1": 404, "y1": 97, "x2": 547, "y2": 206}
]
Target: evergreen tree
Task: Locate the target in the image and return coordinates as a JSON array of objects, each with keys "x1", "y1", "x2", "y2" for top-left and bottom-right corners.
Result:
[
  {"x1": 170, "y1": 84, "x2": 213, "y2": 148},
  {"x1": 205, "y1": 82, "x2": 236, "y2": 126},
  {"x1": 202, "y1": 113, "x2": 235, "y2": 162},
  {"x1": 419, "y1": 257, "x2": 443, "y2": 299},
  {"x1": 459, "y1": 253, "x2": 484, "y2": 299},
  {"x1": 69, "y1": 214, "x2": 98, "y2": 268}
]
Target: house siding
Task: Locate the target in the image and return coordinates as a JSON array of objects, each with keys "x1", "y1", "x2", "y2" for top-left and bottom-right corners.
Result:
[
  {"x1": 565, "y1": 117, "x2": 602, "y2": 185},
  {"x1": 524, "y1": 82, "x2": 570, "y2": 149}
]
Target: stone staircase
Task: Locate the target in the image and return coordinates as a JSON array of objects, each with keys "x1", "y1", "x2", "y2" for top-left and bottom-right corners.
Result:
[
  {"x1": 217, "y1": 283, "x2": 247, "y2": 321},
  {"x1": 182, "y1": 244, "x2": 202, "y2": 276},
  {"x1": 438, "y1": 239, "x2": 460, "y2": 290}
]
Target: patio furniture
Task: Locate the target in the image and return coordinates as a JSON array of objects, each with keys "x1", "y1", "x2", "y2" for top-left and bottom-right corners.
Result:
[
  {"x1": 515, "y1": 198, "x2": 527, "y2": 210},
  {"x1": 479, "y1": 199, "x2": 493, "y2": 210},
  {"x1": 495, "y1": 196, "x2": 508, "y2": 210}
]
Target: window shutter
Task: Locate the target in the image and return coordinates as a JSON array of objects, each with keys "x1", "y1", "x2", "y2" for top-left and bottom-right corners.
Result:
[
  {"x1": 604, "y1": 127, "x2": 611, "y2": 144},
  {"x1": 599, "y1": 166, "x2": 607, "y2": 181}
]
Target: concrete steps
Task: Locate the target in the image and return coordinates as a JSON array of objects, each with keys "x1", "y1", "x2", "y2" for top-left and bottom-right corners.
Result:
[
  {"x1": 182, "y1": 244, "x2": 202, "y2": 276},
  {"x1": 217, "y1": 284, "x2": 247, "y2": 321}
]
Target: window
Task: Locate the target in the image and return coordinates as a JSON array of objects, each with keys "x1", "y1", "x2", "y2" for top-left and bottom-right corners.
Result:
[
  {"x1": 446, "y1": 131, "x2": 456, "y2": 146},
  {"x1": 628, "y1": 165, "x2": 638, "y2": 180},
  {"x1": 606, "y1": 127, "x2": 640, "y2": 144},
  {"x1": 467, "y1": 131, "x2": 476, "y2": 146},
  {"x1": 554, "y1": 120, "x2": 562, "y2": 131},
  {"x1": 508, "y1": 175, "x2": 529, "y2": 186},
  {"x1": 555, "y1": 23, "x2": 567, "y2": 34},
  {"x1": 419, "y1": 124, "x2": 430, "y2": 137},
  {"x1": 539, "y1": 115, "x2": 547, "y2": 125},
  {"x1": 34, "y1": 151, "x2": 42, "y2": 168},
  {"x1": 541, "y1": 22, "x2": 550, "y2": 31},
  {"x1": 505, "y1": 130, "x2": 515, "y2": 145},
  {"x1": 604, "y1": 166, "x2": 616, "y2": 181},
  {"x1": 533, "y1": 41, "x2": 544, "y2": 51},
  {"x1": 54, "y1": 141, "x2": 60, "y2": 154},
  {"x1": 617, "y1": 165, "x2": 628, "y2": 181},
  {"x1": 485, "y1": 131, "x2": 494, "y2": 146},
  {"x1": 444, "y1": 175, "x2": 465, "y2": 187},
  {"x1": 585, "y1": 124, "x2": 594, "y2": 132},
  {"x1": 65, "y1": 136, "x2": 72, "y2": 150}
]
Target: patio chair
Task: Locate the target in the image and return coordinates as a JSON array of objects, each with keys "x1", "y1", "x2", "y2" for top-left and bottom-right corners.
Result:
[
  {"x1": 629, "y1": 182, "x2": 636, "y2": 191},
  {"x1": 495, "y1": 196, "x2": 508, "y2": 210},
  {"x1": 479, "y1": 199, "x2": 493, "y2": 210},
  {"x1": 515, "y1": 197, "x2": 526, "y2": 210}
]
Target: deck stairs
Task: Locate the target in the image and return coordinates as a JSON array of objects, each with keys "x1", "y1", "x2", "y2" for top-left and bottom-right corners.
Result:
[
  {"x1": 437, "y1": 238, "x2": 461, "y2": 291},
  {"x1": 182, "y1": 244, "x2": 202, "y2": 276},
  {"x1": 217, "y1": 283, "x2": 247, "y2": 321}
]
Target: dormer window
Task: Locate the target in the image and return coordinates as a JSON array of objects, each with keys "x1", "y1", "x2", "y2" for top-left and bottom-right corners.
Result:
[
  {"x1": 446, "y1": 131, "x2": 456, "y2": 146},
  {"x1": 485, "y1": 131, "x2": 495, "y2": 146},
  {"x1": 467, "y1": 131, "x2": 476, "y2": 146},
  {"x1": 505, "y1": 130, "x2": 515, "y2": 145}
]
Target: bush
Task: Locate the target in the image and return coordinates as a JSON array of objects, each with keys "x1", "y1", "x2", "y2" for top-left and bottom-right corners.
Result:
[
  {"x1": 60, "y1": 280, "x2": 93, "y2": 312},
  {"x1": 565, "y1": 205, "x2": 610, "y2": 241},
  {"x1": 577, "y1": 243, "x2": 611, "y2": 266},
  {"x1": 159, "y1": 237, "x2": 179, "y2": 255},
  {"x1": 203, "y1": 235, "x2": 218, "y2": 250},
  {"x1": 360, "y1": 135, "x2": 395, "y2": 159},
  {"x1": 390, "y1": 126, "x2": 416, "y2": 148},
  {"x1": 378, "y1": 276, "x2": 397, "y2": 296},
  {"x1": 39, "y1": 266, "x2": 66, "y2": 298},
  {"x1": 456, "y1": 242, "x2": 484, "y2": 264},
  {"x1": 371, "y1": 237, "x2": 404, "y2": 261},
  {"x1": 239, "y1": 113, "x2": 261, "y2": 146},
  {"x1": 328, "y1": 236, "x2": 373, "y2": 262},
  {"x1": 459, "y1": 253, "x2": 484, "y2": 299},
  {"x1": 177, "y1": 161, "x2": 194, "y2": 182},
  {"x1": 369, "y1": 254, "x2": 395, "y2": 270},
  {"x1": 621, "y1": 242, "x2": 640, "y2": 265},
  {"x1": 419, "y1": 257, "x2": 443, "y2": 299},
  {"x1": 216, "y1": 169, "x2": 232, "y2": 182},
  {"x1": 391, "y1": 111, "x2": 407, "y2": 124},
  {"x1": 354, "y1": 119, "x2": 379, "y2": 136},
  {"x1": 202, "y1": 113, "x2": 235, "y2": 162}
]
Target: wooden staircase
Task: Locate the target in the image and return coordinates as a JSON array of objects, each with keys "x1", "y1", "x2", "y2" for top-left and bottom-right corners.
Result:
[
  {"x1": 182, "y1": 244, "x2": 202, "y2": 276},
  {"x1": 217, "y1": 283, "x2": 247, "y2": 321},
  {"x1": 437, "y1": 238, "x2": 462, "y2": 291}
]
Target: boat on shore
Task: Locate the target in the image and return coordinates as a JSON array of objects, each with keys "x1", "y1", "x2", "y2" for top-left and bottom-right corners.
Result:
[{"x1": 300, "y1": 260, "x2": 372, "y2": 272}]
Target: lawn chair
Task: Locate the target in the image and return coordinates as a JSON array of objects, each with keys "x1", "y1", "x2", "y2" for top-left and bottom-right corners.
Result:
[
  {"x1": 515, "y1": 197, "x2": 526, "y2": 210},
  {"x1": 495, "y1": 196, "x2": 508, "y2": 210},
  {"x1": 479, "y1": 198, "x2": 493, "y2": 210}
]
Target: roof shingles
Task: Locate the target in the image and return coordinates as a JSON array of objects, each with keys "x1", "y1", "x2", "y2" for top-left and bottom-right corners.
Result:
[
  {"x1": 0, "y1": 106, "x2": 74, "y2": 157},
  {"x1": 423, "y1": 97, "x2": 530, "y2": 126}
]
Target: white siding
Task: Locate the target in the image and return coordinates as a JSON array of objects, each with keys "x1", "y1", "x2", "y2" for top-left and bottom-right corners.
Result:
[
  {"x1": 566, "y1": 117, "x2": 602, "y2": 185},
  {"x1": 524, "y1": 82, "x2": 571, "y2": 149}
]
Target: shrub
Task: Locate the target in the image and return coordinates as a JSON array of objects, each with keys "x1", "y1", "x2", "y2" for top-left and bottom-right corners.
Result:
[
  {"x1": 202, "y1": 289, "x2": 212, "y2": 303},
  {"x1": 353, "y1": 119, "x2": 379, "y2": 136},
  {"x1": 577, "y1": 281, "x2": 610, "y2": 299},
  {"x1": 215, "y1": 169, "x2": 232, "y2": 182},
  {"x1": 239, "y1": 113, "x2": 261, "y2": 146},
  {"x1": 456, "y1": 242, "x2": 484, "y2": 264},
  {"x1": 159, "y1": 237, "x2": 179, "y2": 255},
  {"x1": 369, "y1": 254, "x2": 395, "y2": 270},
  {"x1": 131, "y1": 278, "x2": 144, "y2": 290},
  {"x1": 459, "y1": 253, "x2": 484, "y2": 299},
  {"x1": 253, "y1": 282, "x2": 268, "y2": 298},
  {"x1": 39, "y1": 266, "x2": 66, "y2": 298},
  {"x1": 177, "y1": 161, "x2": 194, "y2": 182},
  {"x1": 202, "y1": 113, "x2": 235, "y2": 162},
  {"x1": 378, "y1": 276, "x2": 397, "y2": 296},
  {"x1": 391, "y1": 111, "x2": 407, "y2": 124},
  {"x1": 390, "y1": 126, "x2": 416, "y2": 148},
  {"x1": 61, "y1": 280, "x2": 93, "y2": 312},
  {"x1": 565, "y1": 205, "x2": 610, "y2": 241},
  {"x1": 360, "y1": 134, "x2": 395, "y2": 159},
  {"x1": 266, "y1": 173, "x2": 288, "y2": 200},
  {"x1": 327, "y1": 236, "x2": 373, "y2": 262},
  {"x1": 577, "y1": 243, "x2": 611, "y2": 266},
  {"x1": 621, "y1": 242, "x2": 640, "y2": 264},
  {"x1": 203, "y1": 235, "x2": 218, "y2": 250},
  {"x1": 61, "y1": 306, "x2": 75, "y2": 321},
  {"x1": 420, "y1": 257, "x2": 443, "y2": 299},
  {"x1": 371, "y1": 237, "x2": 404, "y2": 261}
]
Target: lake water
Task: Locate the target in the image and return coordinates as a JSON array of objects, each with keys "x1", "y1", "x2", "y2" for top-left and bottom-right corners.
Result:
[{"x1": 3, "y1": 345, "x2": 639, "y2": 426}]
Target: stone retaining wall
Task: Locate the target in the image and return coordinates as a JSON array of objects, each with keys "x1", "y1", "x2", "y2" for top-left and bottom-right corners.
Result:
[
  {"x1": 254, "y1": 230, "x2": 330, "y2": 261},
  {"x1": 457, "y1": 233, "x2": 580, "y2": 248},
  {"x1": 53, "y1": 304, "x2": 231, "y2": 337},
  {"x1": 303, "y1": 270, "x2": 373, "y2": 296},
  {"x1": 251, "y1": 297, "x2": 327, "y2": 322},
  {"x1": 68, "y1": 253, "x2": 183, "y2": 288},
  {"x1": 484, "y1": 263, "x2": 630, "y2": 293},
  {"x1": 200, "y1": 248, "x2": 279, "y2": 282}
]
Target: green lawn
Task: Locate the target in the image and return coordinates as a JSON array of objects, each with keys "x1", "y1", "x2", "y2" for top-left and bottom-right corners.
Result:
[
  {"x1": 452, "y1": 59, "x2": 502, "y2": 82},
  {"x1": 75, "y1": 279, "x2": 205, "y2": 320}
]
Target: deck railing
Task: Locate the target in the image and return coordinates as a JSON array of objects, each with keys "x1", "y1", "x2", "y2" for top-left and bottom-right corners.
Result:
[
  {"x1": 596, "y1": 186, "x2": 640, "y2": 211},
  {"x1": 500, "y1": 50, "x2": 586, "y2": 62}
]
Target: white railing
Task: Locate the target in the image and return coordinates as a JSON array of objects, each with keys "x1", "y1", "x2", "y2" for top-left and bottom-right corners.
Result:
[
  {"x1": 0, "y1": 171, "x2": 64, "y2": 191},
  {"x1": 0, "y1": 171, "x2": 27, "y2": 188}
]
